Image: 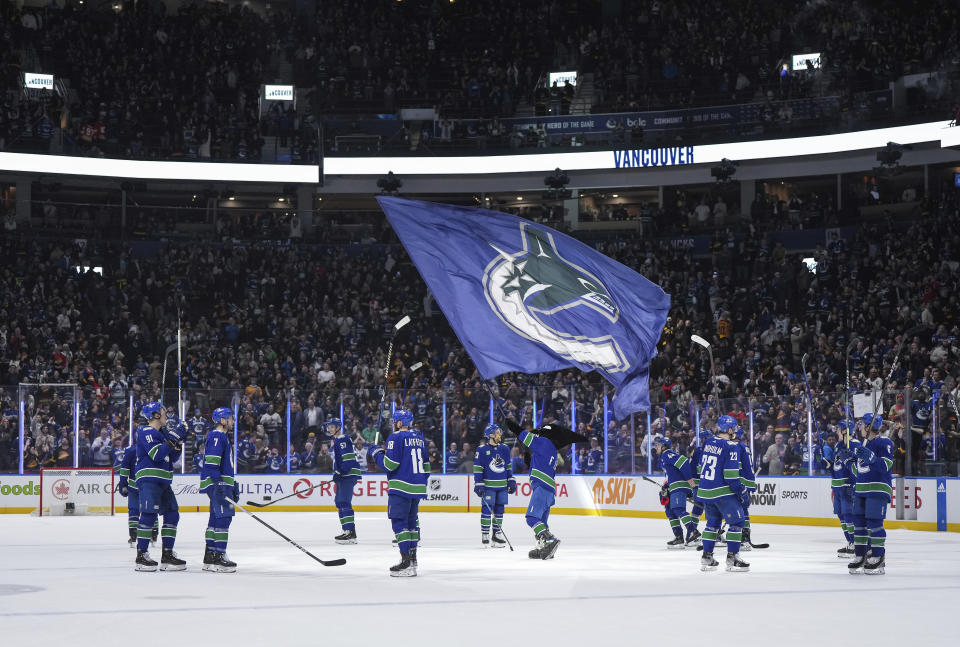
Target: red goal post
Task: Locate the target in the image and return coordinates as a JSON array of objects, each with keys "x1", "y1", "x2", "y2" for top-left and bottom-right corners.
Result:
[{"x1": 38, "y1": 467, "x2": 115, "y2": 516}]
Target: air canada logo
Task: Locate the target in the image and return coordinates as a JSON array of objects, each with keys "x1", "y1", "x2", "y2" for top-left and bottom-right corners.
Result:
[
  {"x1": 52, "y1": 479, "x2": 70, "y2": 500},
  {"x1": 482, "y1": 224, "x2": 629, "y2": 372}
]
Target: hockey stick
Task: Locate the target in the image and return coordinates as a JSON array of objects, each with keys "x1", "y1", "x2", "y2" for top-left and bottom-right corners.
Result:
[
  {"x1": 402, "y1": 361, "x2": 424, "y2": 403},
  {"x1": 642, "y1": 475, "x2": 695, "y2": 504},
  {"x1": 800, "y1": 353, "x2": 824, "y2": 440},
  {"x1": 691, "y1": 334, "x2": 719, "y2": 398},
  {"x1": 844, "y1": 337, "x2": 859, "y2": 449},
  {"x1": 479, "y1": 496, "x2": 514, "y2": 551},
  {"x1": 866, "y1": 325, "x2": 927, "y2": 428},
  {"x1": 226, "y1": 497, "x2": 346, "y2": 567},
  {"x1": 159, "y1": 342, "x2": 178, "y2": 406},
  {"x1": 373, "y1": 315, "x2": 412, "y2": 445},
  {"x1": 246, "y1": 479, "x2": 334, "y2": 508}
]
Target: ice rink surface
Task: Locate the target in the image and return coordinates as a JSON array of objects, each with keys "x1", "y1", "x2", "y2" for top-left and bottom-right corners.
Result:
[{"x1": 1, "y1": 511, "x2": 957, "y2": 646}]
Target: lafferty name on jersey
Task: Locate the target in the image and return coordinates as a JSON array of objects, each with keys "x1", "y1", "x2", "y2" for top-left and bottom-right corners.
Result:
[{"x1": 402, "y1": 436, "x2": 425, "y2": 449}]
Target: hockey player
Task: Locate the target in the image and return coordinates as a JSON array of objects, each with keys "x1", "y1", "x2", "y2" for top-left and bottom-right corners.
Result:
[
  {"x1": 825, "y1": 422, "x2": 857, "y2": 558},
  {"x1": 849, "y1": 413, "x2": 894, "y2": 574},
  {"x1": 695, "y1": 415, "x2": 749, "y2": 572},
  {"x1": 329, "y1": 418, "x2": 362, "y2": 544},
  {"x1": 134, "y1": 402, "x2": 187, "y2": 572},
  {"x1": 114, "y1": 432, "x2": 157, "y2": 547},
  {"x1": 652, "y1": 435, "x2": 698, "y2": 548},
  {"x1": 513, "y1": 421, "x2": 586, "y2": 560},
  {"x1": 473, "y1": 423, "x2": 516, "y2": 548},
  {"x1": 733, "y1": 426, "x2": 757, "y2": 551},
  {"x1": 686, "y1": 429, "x2": 712, "y2": 545},
  {"x1": 370, "y1": 409, "x2": 427, "y2": 577},
  {"x1": 200, "y1": 407, "x2": 239, "y2": 573}
]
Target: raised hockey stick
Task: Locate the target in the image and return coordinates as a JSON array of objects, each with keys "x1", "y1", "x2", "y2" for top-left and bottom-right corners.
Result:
[
  {"x1": 227, "y1": 497, "x2": 346, "y2": 567},
  {"x1": 373, "y1": 315, "x2": 412, "y2": 445},
  {"x1": 246, "y1": 479, "x2": 334, "y2": 508},
  {"x1": 690, "y1": 334, "x2": 719, "y2": 398},
  {"x1": 402, "y1": 361, "x2": 424, "y2": 402},
  {"x1": 800, "y1": 353, "x2": 824, "y2": 440},
  {"x1": 866, "y1": 325, "x2": 927, "y2": 427},
  {"x1": 159, "y1": 342, "x2": 178, "y2": 406},
  {"x1": 844, "y1": 337, "x2": 859, "y2": 449},
  {"x1": 479, "y1": 496, "x2": 514, "y2": 551}
]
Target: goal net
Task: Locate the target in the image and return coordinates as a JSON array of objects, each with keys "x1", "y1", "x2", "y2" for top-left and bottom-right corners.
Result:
[{"x1": 37, "y1": 468, "x2": 115, "y2": 516}]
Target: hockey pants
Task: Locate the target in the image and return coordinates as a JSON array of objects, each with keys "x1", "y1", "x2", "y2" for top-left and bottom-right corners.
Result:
[
  {"x1": 852, "y1": 495, "x2": 887, "y2": 558},
  {"x1": 702, "y1": 497, "x2": 745, "y2": 555},
  {"x1": 481, "y1": 489, "x2": 508, "y2": 534},
  {"x1": 526, "y1": 486, "x2": 555, "y2": 539},
  {"x1": 137, "y1": 481, "x2": 180, "y2": 552},
  {"x1": 205, "y1": 489, "x2": 235, "y2": 553},
  {"x1": 388, "y1": 495, "x2": 420, "y2": 556}
]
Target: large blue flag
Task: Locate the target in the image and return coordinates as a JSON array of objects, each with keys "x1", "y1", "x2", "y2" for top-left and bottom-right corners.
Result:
[{"x1": 378, "y1": 196, "x2": 670, "y2": 418}]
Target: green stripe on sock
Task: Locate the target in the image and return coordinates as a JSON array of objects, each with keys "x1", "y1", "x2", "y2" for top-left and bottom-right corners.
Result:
[
  {"x1": 161, "y1": 528, "x2": 176, "y2": 538},
  {"x1": 533, "y1": 522, "x2": 546, "y2": 536},
  {"x1": 702, "y1": 531, "x2": 718, "y2": 541}
]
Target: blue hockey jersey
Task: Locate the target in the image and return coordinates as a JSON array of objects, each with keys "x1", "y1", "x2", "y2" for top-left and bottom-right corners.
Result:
[
  {"x1": 519, "y1": 430, "x2": 558, "y2": 494},
  {"x1": 375, "y1": 429, "x2": 428, "y2": 499},
  {"x1": 114, "y1": 445, "x2": 138, "y2": 491},
  {"x1": 134, "y1": 424, "x2": 175, "y2": 485},
  {"x1": 473, "y1": 442, "x2": 513, "y2": 490},
  {"x1": 199, "y1": 428, "x2": 236, "y2": 493},
  {"x1": 584, "y1": 448, "x2": 603, "y2": 474},
  {"x1": 332, "y1": 433, "x2": 362, "y2": 479},
  {"x1": 694, "y1": 437, "x2": 743, "y2": 502},
  {"x1": 691, "y1": 445, "x2": 704, "y2": 487},
  {"x1": 658, "y1": 448, "x2": 694, "y2": 494},
  {"x1": 854, "y1": 436, "x2": 894, "y2": 502}
]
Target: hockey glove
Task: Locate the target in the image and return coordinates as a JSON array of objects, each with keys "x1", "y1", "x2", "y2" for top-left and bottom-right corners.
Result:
[
  {"x1": 507, "y1": 479, "x2": 517, "y2": 494},
  {"x1": 332, "y1": 470, "x2": 341, "y2": 483},
  {"x1": 659, "y1": 485, "x2": 669, "y2": 499},
  {"x1": 232, "y1": 483, "x2": 240, "y2": 501},
  {"x1": 119, "y1": 483, "x2": 129, "y2": 497},
  {"x1": 853, "y1": 445, "x2": 873, "y2": 462},
  {"x1": 739, "y1": 490, "x2": 751, "y2": 508},
  {"x1": 474, "y1": 484, "x2": 485, "y2": 497},
  {"x1": 369, "y1": 446, "x2": 384, "y2": 460}
]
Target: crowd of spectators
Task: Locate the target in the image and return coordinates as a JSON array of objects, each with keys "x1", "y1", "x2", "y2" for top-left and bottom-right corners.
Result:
[
  {"x1": 1, "y1": 0, "x2": 957, "y2": 161},
  {"x1": 2, "y1": 185, "x2": 959, "y2": 478}
]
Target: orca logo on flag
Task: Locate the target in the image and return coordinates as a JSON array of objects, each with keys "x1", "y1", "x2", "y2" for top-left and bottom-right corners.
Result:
[{"x1": 481, "y1": 223, "x2": 630, "y2": 373}]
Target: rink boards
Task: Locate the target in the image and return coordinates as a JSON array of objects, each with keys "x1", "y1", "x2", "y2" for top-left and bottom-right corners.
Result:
[{"x1": 0, "y1": 473, "x2": 956, "y2": 531}]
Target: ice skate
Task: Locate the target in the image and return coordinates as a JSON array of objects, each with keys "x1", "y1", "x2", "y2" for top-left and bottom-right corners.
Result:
[
  {"x1": 700, "y1": 551, "x2": 719, "y2": 572},
  {"x1": 135, "y1": 550, "x2": 158, "y2": 572},
  {"x1": 848, "y1": 555, "x2": 866, "y2": 574},
  {"x1": 863, "y1": 555, "x2": 885, "y2": 575},
  {"x1": 202, "y1": 548, "x2": 236, "y2": 573},
  {"x1": 725, "y1": 553, "x2": 750, "y2": 572},
  {"x1": 160, "y1": 548, "x2": 187, "y2": 571},
  {"x1": 481, "y1": 532, "x2": 490, "y2": 547},
  {"x1": 837, "y1": 542, "x2": 854, "y2": 559},
  {"x1": 539, "y1": 531, "x2": 560, "y2": 560},
  {"x1": 684, "y1": 528, "x2": 701, "y2": 548},
  {"x1": 334, "y1": 529, "x2": 357, "y2": 545},
  {"x1": 389, "y1": 552, "x2": 417, "y2": 577},
  {"x1": 666, "y1": 536, "x2": 686, "y2": 549},
  {"x1": 491, "y1": 531, "x2": 507, "y2": 548}
]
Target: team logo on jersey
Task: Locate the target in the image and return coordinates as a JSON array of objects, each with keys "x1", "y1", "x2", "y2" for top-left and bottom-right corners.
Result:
[
  {"x1": 482, "y1": 224, "x2": 630, "y2": 373},
  {"x1": 489, "y1": 456, "x2": 507, "y2": 473}
]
